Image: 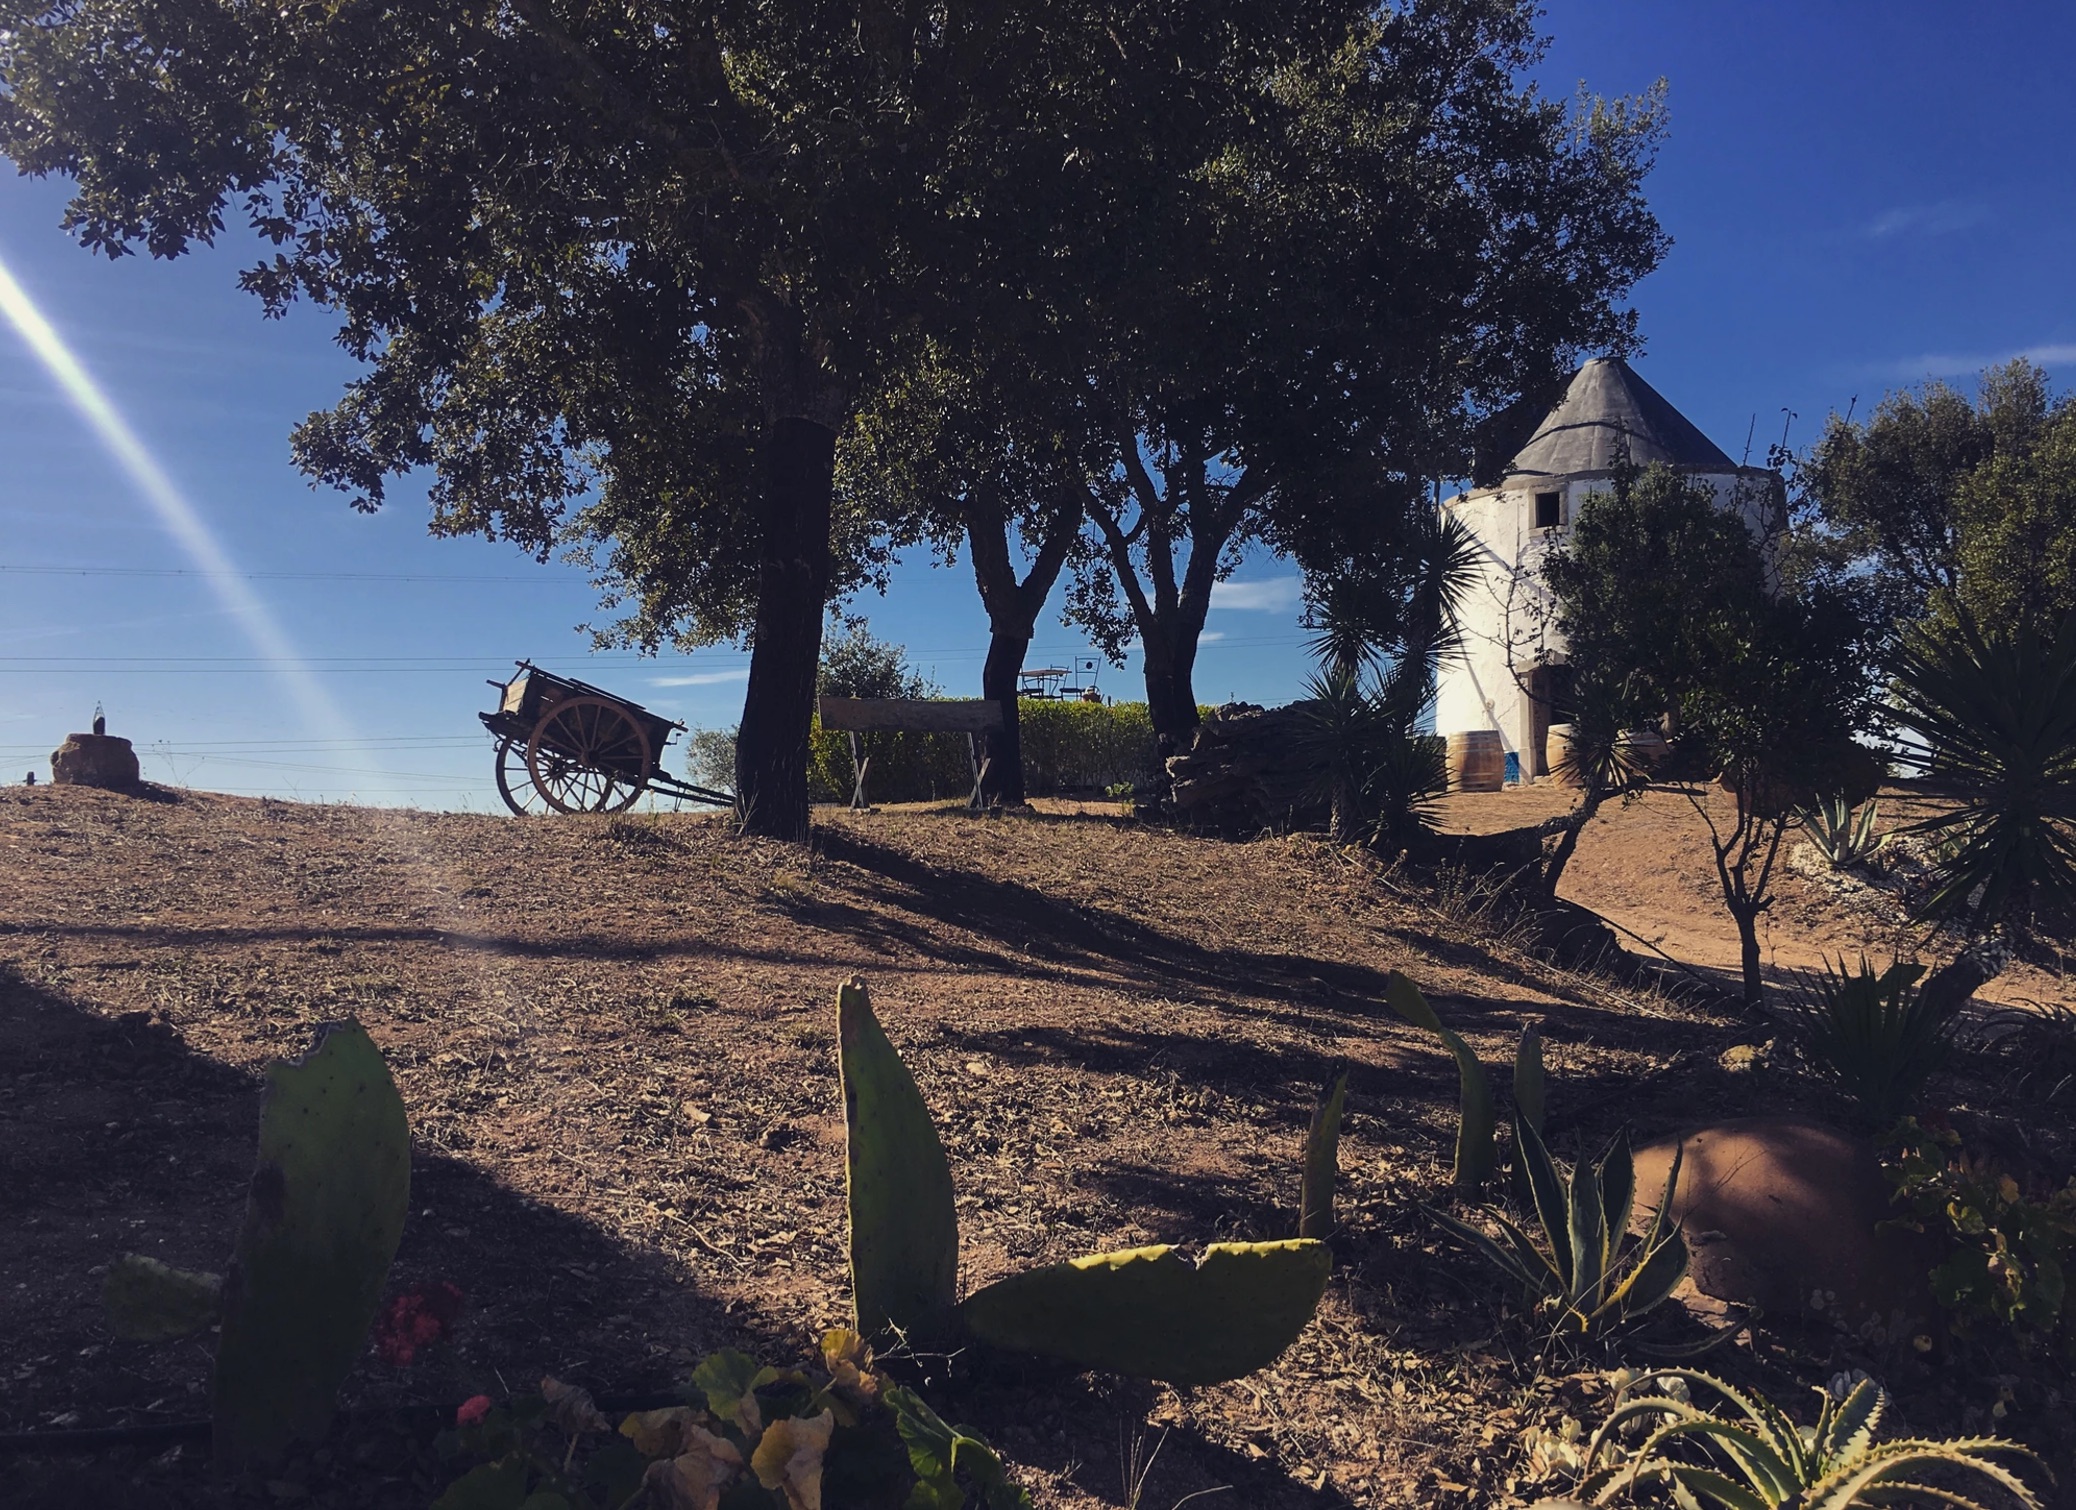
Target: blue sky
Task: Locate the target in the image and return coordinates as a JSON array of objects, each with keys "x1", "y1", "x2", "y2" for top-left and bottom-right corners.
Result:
[{"x1": 3, "y1": 1, "x2": 2072, "y2": 807}]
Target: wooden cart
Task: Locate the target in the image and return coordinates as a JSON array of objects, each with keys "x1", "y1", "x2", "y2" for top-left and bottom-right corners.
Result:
[{"x1": 479, "y1": 661, "x2": 733, "y2": 815}]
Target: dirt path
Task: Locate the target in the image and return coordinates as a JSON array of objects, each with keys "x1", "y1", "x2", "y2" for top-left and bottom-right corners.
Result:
[{"x1": 1433, "y1": 783, "x2": 2073, "y2": 1008}]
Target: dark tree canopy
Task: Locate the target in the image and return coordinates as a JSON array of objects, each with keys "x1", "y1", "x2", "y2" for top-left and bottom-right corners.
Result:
[
  {"x1": 1, "y1": 0, "x2": 1370, "y2": 834},
  {"x1": 1793, "y1": 359, "x2": 2076, "y2": 640},
  {"x1": 1051, "y1": 8, "x2": 1669, "y2": 743}
]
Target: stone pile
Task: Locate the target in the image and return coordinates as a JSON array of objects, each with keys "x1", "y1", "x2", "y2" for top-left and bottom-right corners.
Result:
[
  {"x1": 51, "y1": 728, "x2": 142, "y2": 791},
  {"x1": 1163, "y1": 702, "x2": 1330, "y2": 833}
]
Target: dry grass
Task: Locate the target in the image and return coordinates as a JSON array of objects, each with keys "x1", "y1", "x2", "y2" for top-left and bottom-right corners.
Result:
[{"x1": 0, "y1": 784, "x2": 2065, "y2": 1507}]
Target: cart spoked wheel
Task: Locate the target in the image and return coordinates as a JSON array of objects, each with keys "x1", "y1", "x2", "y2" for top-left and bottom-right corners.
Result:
[
  {"x1": 525, "y1": 695, "x2": 653, "y2": 814},
  {"x1": 492, "y1": 737, "x2": 556, "y2": 816}
]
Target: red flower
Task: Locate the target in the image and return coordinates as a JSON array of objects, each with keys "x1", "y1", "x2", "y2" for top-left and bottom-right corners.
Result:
[
  {"x1": 372, "y1": 1280, "x2": 466, "y2": 1368},
  {"x1": 456, "y1": 1394, "x2": 493, "y2": 1428}
]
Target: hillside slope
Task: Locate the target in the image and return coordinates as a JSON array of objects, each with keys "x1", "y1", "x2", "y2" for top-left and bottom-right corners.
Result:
[{"x1": 2, "y1": 784, "x2": 2059, "y2": 1506}]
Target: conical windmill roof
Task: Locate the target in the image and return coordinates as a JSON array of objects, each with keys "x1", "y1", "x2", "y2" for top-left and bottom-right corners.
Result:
[{"x1": 1503, "y1": 356, "x2": 1736, "y2": 480}]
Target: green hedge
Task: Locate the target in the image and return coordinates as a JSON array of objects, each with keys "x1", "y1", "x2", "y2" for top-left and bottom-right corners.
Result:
[{"x1": 808, "y1": 699, "x2": 1160, "y2": 804}]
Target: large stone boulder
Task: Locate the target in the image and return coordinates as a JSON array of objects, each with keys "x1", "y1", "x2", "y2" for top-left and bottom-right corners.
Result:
[
  {"x1": 1632, "y1": 1118, "x2": 1940, "y2": 1345},
  {"x1": 51, "y1": 732, "x2": 141, "y2": 791}
]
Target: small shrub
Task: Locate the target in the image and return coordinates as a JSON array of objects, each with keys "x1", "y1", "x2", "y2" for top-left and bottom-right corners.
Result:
[
  {"x1": 806, "y1": 700, "x2": 1161, "y2": 804},
  {"x1": 1882, "y1": 1117, "x2": 2076, "y2": 1360},
  {"x1": 1782, "y1": 955, "x2": 1954, "y2": 1125},
  {"x1": 1971, "y1": 1001, "x2": 2076, "y2": 1107},
  {"x1": 433, "y1": 1331, "x2": 1031, "y2": 1510},
  {"x1": 1536, "y1": 1368, "x2": 2046, "y2": 1508},
  {"x1": 1796, "y1": 793, "x2": 1885, "y2": 868}
]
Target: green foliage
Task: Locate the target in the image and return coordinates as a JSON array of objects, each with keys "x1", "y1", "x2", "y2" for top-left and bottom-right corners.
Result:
[
  {"x1": 1796, "y1": 358, "x2": 2076, "y2": 639},
  {"x1": 1300, "y1": 1064, "x2": 1351, "y2": 1241},
  {"x1": 104, "y1": 1254, "x2": 223, "y2": 1343},
  {"x1": 1545, "y1": 460, "x2": 1874, "y2": 1007},
  {"x1": 821, "y1": 620, "x2": 939, "y2": 702},
  {"x1": 808, "y1": 701, "x2": 1159, "y2": 804},
  {"x1": 1383, "y1": 972, "x2": 1497, "y2": 1193},
  {"x1": 434, "y1": 1332, "x2": 1031, "y2": 1510},
  {"x1": 1782, "y1": 956, "x2": 1951, "y2": 1126},
  {"x1": 1553, "y1": 1369, "x2": 2045, "y2": 1508},
  {"x1": 957, "y1": 1242, "x2": 1334, "y2": 1387},
  {"x1": 1796, "y1": 795, "x2": 1886, "y2": 869},
  {"x1": 1431, "y1": 1119, "x2": 1688, "y2": 1347},
  {"x1": 1514, "y1": 1026, "x2": 1548, "y2": 1139},
  {"x1": 1885, "y1": 613, "x2": 2076, "y2": 929},
  {"x1": 213, "y1": 1020, "x2": 411, "y2": 1470},
  {"x1": 835, "y1": 978, "x2": 1330, "y2": 1382},
  {"x1": 1882, "y1": 1118, "x2": 2076, "y2": 1360},
  {"x1": 838, "y1": 978, "x2": 960, "y2": 1352}
]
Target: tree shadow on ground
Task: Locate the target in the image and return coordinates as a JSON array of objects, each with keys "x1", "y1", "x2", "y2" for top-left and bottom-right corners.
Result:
[
  {"x1": 0, "y1": 960, "x2": 762, "y2": 1509},
  {"x1": 810, "y1": 826, "x2": 1588, "y2": 1028}
]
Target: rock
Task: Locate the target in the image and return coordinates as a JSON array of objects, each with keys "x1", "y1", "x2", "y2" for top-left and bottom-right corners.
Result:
[
  {"x1": 51, "y1": 732, "x2": 141, "y2": 792},
  {"x1": 1632, "y1": 1118, "x2": 1939, "y2": 1347}
]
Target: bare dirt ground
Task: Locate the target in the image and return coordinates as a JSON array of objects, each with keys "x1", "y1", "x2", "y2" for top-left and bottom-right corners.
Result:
[
  {"x1": 1, "y1": 782, "x2": 2067, "y2": 1507},
  {"x1": 1434, "y1": 781, "x2": 2073, "y2": 1009}
]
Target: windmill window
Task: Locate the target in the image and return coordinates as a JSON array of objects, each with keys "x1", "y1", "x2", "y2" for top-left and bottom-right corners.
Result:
[{"x1": 1533, "y1": 491, "x2": 1562, "y2": 529}]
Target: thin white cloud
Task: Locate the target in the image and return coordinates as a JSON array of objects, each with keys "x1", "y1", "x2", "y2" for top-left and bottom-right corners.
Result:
[
  {"x1": 1865, "y1": 199, "x2": 1988, "y2": 239},
  {"x1": 1869, "y1": 341, "x2": 2076, "y2": 381},
  {"x1": 1198, "y1": 630, "x2": 1227, "y2": 642},
  {"x1": 649, "y1": 668, "x2": 750, "y2": 687},
  {"x1": 1209, "y1": 576, "x2": 1302, "y2": 613}
]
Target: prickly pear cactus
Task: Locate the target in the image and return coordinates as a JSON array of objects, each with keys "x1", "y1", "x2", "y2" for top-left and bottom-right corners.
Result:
[
  {"x1": 212, "y1": 1020, "x2": 410, "y2": 1469},
  {"x1": 958, "y1": 1240, "x2": 1331, "y2": 1384},
  {"x1": 1299, "y1": 1064, "x2": 1349, "y2": 1241},
  {"x1": 1384, "y1": 972, "x2": 1495, "y2": 1193},
  {"x1": 838, "y1": 978, "x2": 959, "y2": 1350}
]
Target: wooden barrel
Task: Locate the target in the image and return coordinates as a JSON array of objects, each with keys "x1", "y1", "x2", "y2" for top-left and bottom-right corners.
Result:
[
  {"x1": 1545, "y1": 723, "x2": 1583, "y2": 787},
  {"x1": 1446, "y1": 730, "x2": 1505, "y2": 792}
]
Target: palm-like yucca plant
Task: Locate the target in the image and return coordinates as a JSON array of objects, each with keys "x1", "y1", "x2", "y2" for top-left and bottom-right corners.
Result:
[
  {"x1": 1887, "y1": 613, "x2": 2076, "y2": 926},
  {"x1": 1783, "y1": 955, "x2": 1954, "y2": 1125},
  {"x1": 1430, "y1": 1116, "x2": 1689, "y2": 1346},
  {"x1": 1541, "y1": 1369, "x2": 2046, "y2": 1509},
  {"x1": 1298, "y1": 512, "x2": 1477, "y2": 846},
  {"x1": 1796, "y1": 793, "x2": 1886, "y2": 869}
]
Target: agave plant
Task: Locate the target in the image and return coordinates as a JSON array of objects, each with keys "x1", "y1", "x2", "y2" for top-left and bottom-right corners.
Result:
[
  {"x1": 1886, "y1": 613, "x2": 2076, "y2": 927},
  {"x1": 1783, "y1": 955, "x2": 1954, "y2": 1125},
  {"x1": 1797, "y1": 793, "x2": 1886, "y2": 869},
  {"x1": 1429, "y1": 1115, "x2": 1689, "y2": 1346},
  {"x1": 1546, "y1": 1369, "x2": 2046, "y2": 1509}
]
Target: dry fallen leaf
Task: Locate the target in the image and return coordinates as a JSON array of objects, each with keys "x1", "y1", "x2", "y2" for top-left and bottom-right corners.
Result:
[
  {"x1": 751, "y1": 1410, "x2": 835, "y2": 1510},
  {"x1": 644, "y1": 1427, "x2": 745, "y2": 1510}
]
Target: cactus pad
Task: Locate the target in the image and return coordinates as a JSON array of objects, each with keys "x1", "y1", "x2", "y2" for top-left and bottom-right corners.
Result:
[
  {"x1": 1384, "y1": 972, "x2": 1495, "y2": 1192},
  {"x1": 212, "y1": 1020, "x2": 410, "y2": 1468},
  {"x1": 958, "y1": 1240, "x2": 1331, "y2": 1384},
  {"x1": 838, "y1": 978, "x2": 959, "y2": 1350},
  {"x1": 1299, "y1": 1065, "x2": 1349, "y2": 1241}
]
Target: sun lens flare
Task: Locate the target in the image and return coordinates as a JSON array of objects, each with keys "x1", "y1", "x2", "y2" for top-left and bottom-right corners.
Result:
[{"x1": 0, "y1": 248, "x2": 398, "y2": 795}]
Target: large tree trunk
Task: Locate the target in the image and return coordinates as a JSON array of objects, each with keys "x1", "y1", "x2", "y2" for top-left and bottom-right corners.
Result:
[
  {"x1": 967, "y1": 498, "x2": 1080, "y2": 806},
  {"x1": 1142, "y1": 639, "x2": 1201, "y2": 756},
  {"x1": 980, "y1": 629, "x2": 1031, "y2": 804},
  {"x1": 735, "y1": 415, "x2": 837, "y2": 840}
]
